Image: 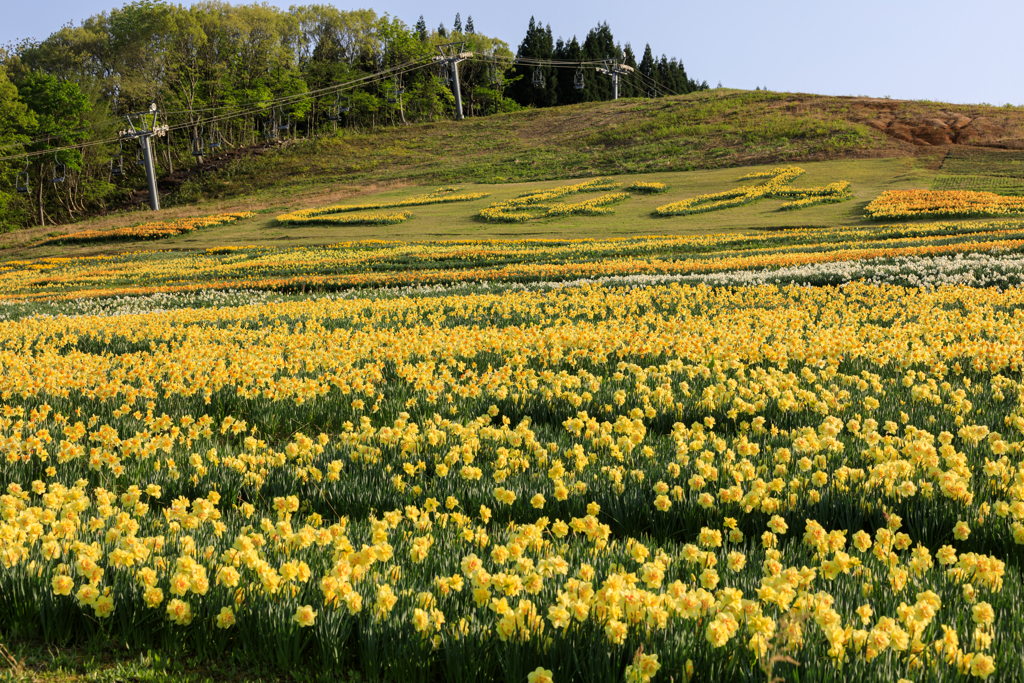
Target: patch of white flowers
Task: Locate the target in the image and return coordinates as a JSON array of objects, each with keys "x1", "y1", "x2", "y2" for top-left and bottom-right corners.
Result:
[{"x1": 0, "y1": 289, "x2": 286, "y2": 321}]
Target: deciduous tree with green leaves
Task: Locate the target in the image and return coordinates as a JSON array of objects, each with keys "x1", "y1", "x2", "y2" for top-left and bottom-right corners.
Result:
[{"x1": 15, "y1": 71, "x2": 91, "y2": 225}]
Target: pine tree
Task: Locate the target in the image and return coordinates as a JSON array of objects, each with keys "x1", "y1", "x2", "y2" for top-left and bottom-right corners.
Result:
[
  {"x1": 453, "y1": 13, "x2": 462, "y2": 33},
  {"x1": 437, "y1": 22, "x2": 447, "y2": 38},
  {"x1": 621, "y1": 43, "x2": 638, "y2": 98},
  {"x1": 639, "y1": 43, "x2": 656, "y2": 94},
  {"x1": 415, "y1": 15, "x2": 428, "y2": 42},
  {"x1": 582, "y1": 22, "x2": 616, "y2": 102},
  {"x1": 509, "y1": 17, "x2": 557, "y2": 108},
  {"x1": 553, "y1": 35, "x2": 584, "y2": 105},
  {"x1": 465, "y1": 15, "x2": 474, "y2": 34}
]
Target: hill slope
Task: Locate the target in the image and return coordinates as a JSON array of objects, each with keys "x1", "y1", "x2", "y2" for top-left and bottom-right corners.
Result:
[
  {"x1": 4, "y1": 88, "x2": 1023, "y2": 252},
  {"x1": 166, "y1": 89, "x2": 1023, "y2": 204}
]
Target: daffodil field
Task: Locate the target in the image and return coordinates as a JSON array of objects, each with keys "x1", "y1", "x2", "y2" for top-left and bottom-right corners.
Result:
[{"x1": 3, "y1": 209, "x2": 1024, "y2": 683}]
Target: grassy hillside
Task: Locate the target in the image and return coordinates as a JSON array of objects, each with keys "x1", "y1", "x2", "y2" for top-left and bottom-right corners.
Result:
[
  {"x1": 3, "y1": 88, "x2": 1024, "y2": 257},
  {"x1": 161, "y1": 88, "x2": 1022, "y2": 204},
  {"x1": 3, "y1": 157, "x2": 938, "y2": 260}
]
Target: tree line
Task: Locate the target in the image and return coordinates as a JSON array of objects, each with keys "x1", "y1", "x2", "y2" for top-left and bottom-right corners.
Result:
[
  {"x1": 0, "y1": 2, "x2": 704, "y2": 229},
  {"x1": 509, "y1": 18, "x2": 706, "y2": 108}
]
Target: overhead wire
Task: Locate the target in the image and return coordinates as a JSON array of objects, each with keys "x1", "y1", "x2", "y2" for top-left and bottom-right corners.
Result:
[
  {"x1": 0, "y1": 52, "x2": 682, "y2": 164},
  {"x1": 0, "y1": 54, "x2": 436, "y2": 162},
  {"x1": 0, "y1": 54, "x2": 438, "y2": 154}
]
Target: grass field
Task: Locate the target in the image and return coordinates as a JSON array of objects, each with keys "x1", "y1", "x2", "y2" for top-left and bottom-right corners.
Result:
[
  {"x1": 930, "y1": 149, "x2": 1024, "y2": 196},
  {"x1": 2, "y1": 156, "x2": 940, "y2": 261}
]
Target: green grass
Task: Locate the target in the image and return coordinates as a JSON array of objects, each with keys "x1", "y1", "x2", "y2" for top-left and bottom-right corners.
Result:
[
  {"x1": 164, "y1": 89, "x2": 1023, "y2": 213},
  {"x1": 0, "y1": 638, "x2": 338, "y2": 683},
  {"x1": 2, "y1": 157, "x2": 939, "y2": 262},
  {"x1": 940, "y1": 149, "x2": 1024, "y2": 178},
  {"x1": 154, "y1": 90, "x2": 902, "y2": 208},
  {"x1": 929, "y1": 149, "x2": 1024, "y2": 196},
  {"x1": 930, "y1": 174, "x2": 1024, "y2": 196}
]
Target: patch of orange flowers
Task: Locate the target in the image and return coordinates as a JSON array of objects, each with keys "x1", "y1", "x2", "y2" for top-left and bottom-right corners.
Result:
[
  {"x1": 36, "y1": 213, "x2": 255, "y2": 246},
  {"x1": 865, "y1": 190, "x2": 1024, "y2": 220}
]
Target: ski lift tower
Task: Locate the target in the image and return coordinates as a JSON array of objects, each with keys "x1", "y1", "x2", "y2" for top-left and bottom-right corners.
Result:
[
  {"x1": 121, "y1": 103, "x2": 168, "y2": 211},
  {"x1": 595, "y1": 60, "x2": 634, "y2": 100},
  {"x1": 434, "y1": 43, "x2": 473, "y2": 121}
]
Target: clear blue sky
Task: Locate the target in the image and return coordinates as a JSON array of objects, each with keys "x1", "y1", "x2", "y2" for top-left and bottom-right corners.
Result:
[{"x1": 6, "y1": 0, "x2": 1023, "y2": 106}]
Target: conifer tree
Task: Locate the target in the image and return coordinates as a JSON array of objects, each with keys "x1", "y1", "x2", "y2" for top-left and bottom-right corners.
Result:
[
  {"x1": 639, "y1": 43, "x2": 656, "y2": 88},
  {"x1": 621, "y1": 43, "x2": 638, "y2": 97},
  {"x1": 465, "y1": 16, "x2": 474, "y2": 34},
  {"x1": 453, "y1": 13, "x2": 462, "y2": 33},
  {"x1": 437, "y1": 22, "x2": 447, "y2": 38},
  {"x1": 509, "y1": 17, "x2": 557, "y2": 107},
  {"x1": 582, "y1": 22, "x2": 616, "y2": 101},
  {"x1": 415, "y1": 15, "x2": 428, "y2": 41},
  {"x1": 553, "y1": 35, "x2": 584, "y2": 105}
]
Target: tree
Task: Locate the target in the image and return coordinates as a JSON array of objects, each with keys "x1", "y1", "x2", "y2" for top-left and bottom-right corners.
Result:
[
  {"x1": 16, "y1": 71, "x2": 90, "y2": 225},
  {"x1": 438, "y1": 28, "x2": 515, "y2": 117},
  {"x1": 581, "y1": 22, "x2": 617, "y2": 102},
  {"x1": 0, "y1": 65, "x2": 36, "y2": 229},
  {"x1": 465, "y1": 16, "x2": 474, "y2": 34},
  {"x1": 639, "y1": 43, "x2": 656, "y2": 95},
  {"x1": 453, "y1": 13, "x2": 462, "y2": 34},
  {"x1": 415, "y1": 15, "x2": 428, "y2": 42},
  {"x1": 508, "y1": 17, "x2": 556, "y2": 108},
  {"x1": 437, "y1": 22, "x2": 446, "y2": 38},
  {"x1": 105, "y1": 0, "x2": 175, "y2": 112},
  {"x1": 621, "y1": 43, "x2": 638, "y2": 98},
  {"x1": 553, "y1": 36, "x2": 584, "y2": 105}
]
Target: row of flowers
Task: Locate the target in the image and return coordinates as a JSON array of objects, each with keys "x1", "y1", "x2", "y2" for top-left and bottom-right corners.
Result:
[
  {"x1": 543, "y1": 193, "x2": 631, "y2": 217},
  {"x1": 274, "y1": 187, "x2": 491, "y2": 225},
  {"x1": 478, "y1": 179, "x2": 624, "y2": 223},
  {"x1": 6, "y1": 218, "x2": 1024, "y2": 301},
  {"x1": 34, "y1": 213, "x2": 255, "y2": 246},
  {"x1": 653, "y1": 167, "x2": 852, "y2": 217},
  {"x1": 275, "y1": 211, "x2": 413, "y2": 227},
  {"x1": 0, "y1": 482, "x2": 1011, "y2": 680},
  {"x1": 625, "y1": 182, "x2": 668, "y2": 194}
]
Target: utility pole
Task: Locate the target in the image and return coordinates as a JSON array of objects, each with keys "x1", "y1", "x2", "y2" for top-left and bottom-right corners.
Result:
[
  {"x1": 121, "y1": 104, "x2": 168, "y2": 212},
  {"x1": 434, "y1": 43, "x2": 473, "y2": 120},
  {"x1": 596, "y1": 60, "x2": 634, "y2": 100}
]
